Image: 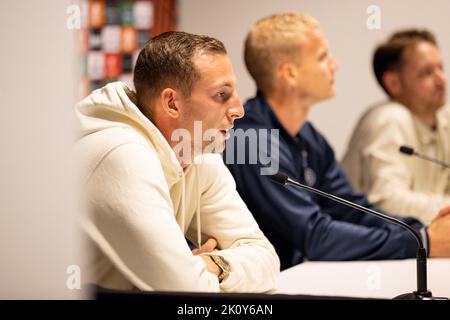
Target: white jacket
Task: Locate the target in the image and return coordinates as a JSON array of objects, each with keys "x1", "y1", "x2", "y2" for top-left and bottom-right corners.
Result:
[
  {"x1": 75, "y1": 82, "x2": 279, "y2": 292},
  {"x1": 342, "y1": 101, "x2": 450, "y2": 224}
]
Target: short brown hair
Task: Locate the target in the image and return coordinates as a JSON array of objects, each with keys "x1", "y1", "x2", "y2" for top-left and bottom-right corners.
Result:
[
  {"x1": 373, "y1": 29, "x2": 438, "y2": 97},
  {"x1": 244, "y1": 12, "x2": 319, "y2": 95},
  {"x1": 133, "y1": 31, "x2": 226, "y2": 118}
]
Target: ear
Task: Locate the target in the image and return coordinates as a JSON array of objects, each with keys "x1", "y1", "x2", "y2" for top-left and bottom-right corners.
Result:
[
  {"x1": 279, "y1": 62, "x2": 298, "y2": 87},
  {"x1": 382, "y1": 71, "x2": 402, "y2": 98},
  {"x1": 160, "y1": 88, "x2": 180, "y2": 119}
]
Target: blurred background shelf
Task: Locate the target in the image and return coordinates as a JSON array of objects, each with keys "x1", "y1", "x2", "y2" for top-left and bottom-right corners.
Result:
[{"x1": 79, "y1": 0, "x2": 177, "y2": 97}]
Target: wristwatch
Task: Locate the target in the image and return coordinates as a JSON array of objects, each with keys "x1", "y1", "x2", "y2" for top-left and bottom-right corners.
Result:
[{"x1": 210, "y1": 255, "x2": 231, "y2": 283}]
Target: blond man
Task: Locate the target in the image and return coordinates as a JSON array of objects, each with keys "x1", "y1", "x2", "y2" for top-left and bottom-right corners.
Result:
[{"x1": 224, "y1": 13, "x2": 450, "y2": 270}]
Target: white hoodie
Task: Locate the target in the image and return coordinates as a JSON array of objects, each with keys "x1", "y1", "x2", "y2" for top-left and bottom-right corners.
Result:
[{"x1": 75, "y1": 82, "x2": 279, "y2": 292}]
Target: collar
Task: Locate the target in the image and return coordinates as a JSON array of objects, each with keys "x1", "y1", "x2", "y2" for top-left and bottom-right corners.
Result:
[
  {"x1": 254, "y1": 93, "x2": 306, "y2": 145},
  {"x1": 412, "y1": 105, "x2": 449, "y2": 146}
]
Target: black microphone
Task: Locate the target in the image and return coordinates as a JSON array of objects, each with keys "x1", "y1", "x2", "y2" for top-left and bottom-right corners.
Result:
[
  {"x1": 269, "y1": 171, "x2": 447, "y2": 300},
  {"x1": 399, "y1": 145, "x2": 450, "y2": 169}
]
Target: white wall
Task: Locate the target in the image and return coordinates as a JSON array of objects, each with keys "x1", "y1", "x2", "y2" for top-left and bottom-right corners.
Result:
[
  {"x1": 0, "y1": 1, "x2": 84, "y2": 299},
  {"x1": 179, "y1": 0, "x2": 450, "y2": 159}
]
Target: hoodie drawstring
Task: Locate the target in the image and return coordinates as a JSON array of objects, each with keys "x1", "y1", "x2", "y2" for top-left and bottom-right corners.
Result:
[
  {"x1": 180, "y1": 171, "x2": 186, "y2": 232},
  {"x1": 195, "y1": 165, "x2": 202, "y2": 248},
  {"x1": 180, "y1": 165, "x2": 201, "y2": 249}
]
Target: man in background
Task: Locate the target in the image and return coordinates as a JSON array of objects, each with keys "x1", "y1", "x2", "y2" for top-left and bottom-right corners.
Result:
[
  {"x1": 342, "y1": 30, "x2": 450, "y2": 224},
  {"x1": 223, "y1": 13, "x2": 450, "y2": 270}
]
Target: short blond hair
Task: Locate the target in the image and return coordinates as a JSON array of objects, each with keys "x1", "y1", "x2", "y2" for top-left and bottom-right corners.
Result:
[{"x1": 244, "y1": 12, "x2": 320, "y2": 94}]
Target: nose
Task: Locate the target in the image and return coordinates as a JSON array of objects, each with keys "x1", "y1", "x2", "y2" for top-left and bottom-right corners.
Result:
[
  {"x1": 436, "y1": 68, "x2": 447, "y2": 86},
  {"x1": 329, "y1": 56, "x2": 339, "y2": 71},
  {"x1": 227, "y1": 94, "x2": 244, "y2": 122}
]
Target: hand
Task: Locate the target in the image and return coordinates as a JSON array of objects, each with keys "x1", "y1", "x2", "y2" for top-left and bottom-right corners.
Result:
[
  {"x1": 428, "y1": 214, "x2": 450, "y2": 257},
  {"x1": 191, "y1": 238, "x2": 218, "y2": 255},
  {"x1": 192, "y1": 238, "x2": 222, "y2": 277},
  {"x1": 198, "y1": 255, "x2": 222, "y2": 277},
  {"x1": 432, "y1": 205, "x2": 450, "y2": 223}
]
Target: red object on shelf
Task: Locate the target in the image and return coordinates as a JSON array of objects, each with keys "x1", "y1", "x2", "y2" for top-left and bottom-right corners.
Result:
[
  {"x1": 151, "y1": 0, "x2": 177, "y2": 36},
  {"x1": 105, "y1": 53, "x2": 122, "y2": 78}
]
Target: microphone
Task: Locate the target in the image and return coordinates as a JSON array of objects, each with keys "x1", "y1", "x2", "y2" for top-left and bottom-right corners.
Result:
[
  {"x1": 399, "y1": 145, "x2": 450, "y2": 169},
  {"x1": 269, "y1": 171, "x2": 447, "y2": 300}
]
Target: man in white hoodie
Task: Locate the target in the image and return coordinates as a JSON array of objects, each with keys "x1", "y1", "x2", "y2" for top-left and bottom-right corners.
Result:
[{"x1": 76, "y1": 31, "x2": 279, "y2": 292}]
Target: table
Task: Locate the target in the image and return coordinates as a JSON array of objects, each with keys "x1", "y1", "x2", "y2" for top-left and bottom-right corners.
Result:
[{"x1": 276, "y1": 258, "x2": 450, "y2": 299}]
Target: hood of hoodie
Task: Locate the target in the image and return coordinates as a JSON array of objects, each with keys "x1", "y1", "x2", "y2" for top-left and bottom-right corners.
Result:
[{"x1": 75, "y1": 81, "x2": 183, "y2": 187}]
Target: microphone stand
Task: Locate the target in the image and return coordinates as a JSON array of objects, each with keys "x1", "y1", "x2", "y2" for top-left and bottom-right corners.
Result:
[
  {"x1": 269, "y1": 172, "x2": 448, "y2": 300},
  {"x1": 399, "y1": 145, "x2": 450, "y2": 169}
]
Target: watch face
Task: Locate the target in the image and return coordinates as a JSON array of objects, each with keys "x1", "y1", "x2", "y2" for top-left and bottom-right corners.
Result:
[{"x1": 212, "y1": 255, "x2": 231, "y2": 282}]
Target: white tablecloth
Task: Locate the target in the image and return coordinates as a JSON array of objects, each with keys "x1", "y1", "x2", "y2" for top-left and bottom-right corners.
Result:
[{"x1": 276, "y1": 258, "x2": 450, "y2": 299}]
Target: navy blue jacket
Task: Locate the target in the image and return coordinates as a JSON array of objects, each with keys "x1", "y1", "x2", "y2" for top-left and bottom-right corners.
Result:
[{"x1": 223, "y1": 93, "x2": 424, "y2": 270}]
